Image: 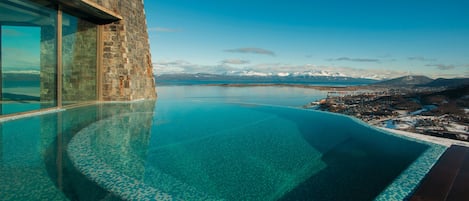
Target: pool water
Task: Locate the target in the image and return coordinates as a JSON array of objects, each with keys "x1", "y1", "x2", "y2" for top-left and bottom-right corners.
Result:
[
  {"x1": 0, "y1": 101, "x2": 155, "y2": 200},
  {"x1": 0, "y1": 86, "x2": 445, "y2": 200}
]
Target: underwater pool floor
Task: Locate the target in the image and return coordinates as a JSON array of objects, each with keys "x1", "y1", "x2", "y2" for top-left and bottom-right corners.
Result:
[{"x1": 63, "y1": 101, "x2": 446, "y2": 201}]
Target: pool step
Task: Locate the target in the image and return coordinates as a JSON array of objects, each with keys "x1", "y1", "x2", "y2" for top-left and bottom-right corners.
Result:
[{"x1": 409, "y1": 145, "x2": 469, "y2": 201}]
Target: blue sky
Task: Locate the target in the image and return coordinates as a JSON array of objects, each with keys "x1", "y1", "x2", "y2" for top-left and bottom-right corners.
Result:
[{"x1": 145, "y1": 0, "x2": 469, "y2": 79}]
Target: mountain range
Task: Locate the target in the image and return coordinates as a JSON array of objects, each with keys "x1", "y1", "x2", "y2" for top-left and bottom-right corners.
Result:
[
  {"x1": 155, "y1": 73, "x2": 377, "y2": 86},
  {"x1": 222, "y1": 70, "x2": 349, "y2": 78},
  {"x1": 372, "y1": 75, "x2": 469, "y2": 88},
  {"x1": 2, "y1": 71, "x2": 467, "y2": 88},
  {"x1": 156, "y1": 73, "x2": 469, "y2": 88},
  {"x1": 371, "y1": 75, "x2": 434, "y2": 86}
]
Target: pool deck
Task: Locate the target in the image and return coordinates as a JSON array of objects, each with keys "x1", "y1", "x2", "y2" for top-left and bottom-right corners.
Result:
[
  {"x1": 378, "y1": 127, "x2": 469, "y2": 148},
  {"x1": 409, "y1": 145, "x2": 469, "y2": 201},
  {"x1": 376, "y1": 128, "x2": 469, "y2": 201}
]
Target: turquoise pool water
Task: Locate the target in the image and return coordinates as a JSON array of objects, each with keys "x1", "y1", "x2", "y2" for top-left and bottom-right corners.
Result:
[{"x1": 0, "y1": 86, "x2": 446, "y2": 200}]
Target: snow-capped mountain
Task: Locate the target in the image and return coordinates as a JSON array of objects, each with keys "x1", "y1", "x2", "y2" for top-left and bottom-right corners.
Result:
[
  {"x1": 153, "y1": 61, "x2": 409, "y2": 80},
  {"x1": 155, "y1": 72, "x2": 379, "y2": 85},
  {"x1": 222, "y1": 70, "x2": 364, "y2": 79},
  {"x1": 224, "y1": 70, "x2": 273, "y2": 77}
]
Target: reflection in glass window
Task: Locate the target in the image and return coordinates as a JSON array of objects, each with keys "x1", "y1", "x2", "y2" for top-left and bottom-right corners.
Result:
[
  {"x1": 0, "y1": 1, "x2": 57, "y2": 115},
  {"x1": 62, "y1": 13, "x2": 97, "y2": 105}
]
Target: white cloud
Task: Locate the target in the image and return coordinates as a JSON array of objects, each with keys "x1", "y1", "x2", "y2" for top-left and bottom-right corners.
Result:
[
  {"x1": 148, "y1": 27, "x2": 181, "y2": 33},
  {"x1": 425, "y1": 64, "x2": 456, "y2": 70},
  {"x1": 153, "y1": 60, "x2": 240, "y2": 75},
  {"x1": 328, "y1": 57, "x2": 380, "y2": 63},
  {"x1": 2, "y1": 48, "x2": 40, "y2": 68},
  {"x1": 408, "y1": 56, "x2": 436, "y2": 62},
  {"x1": 225, "y1": 47, "x2": 275, "y2": 56},
  {"x1": 2, "y1": 29, "x2": 23, "y2": 36},
  {"x1": 221, "y1": 59, "x2": 250, "y2": 65}
]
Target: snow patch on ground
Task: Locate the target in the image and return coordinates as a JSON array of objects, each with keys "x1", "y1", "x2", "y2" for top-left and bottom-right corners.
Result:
[{"x1": 446, "y1": 123, "x2": 469, "y2": 135}]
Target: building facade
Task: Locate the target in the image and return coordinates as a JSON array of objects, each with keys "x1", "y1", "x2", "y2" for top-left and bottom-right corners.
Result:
[{"x1": 0, "y1": 0, "x2": 156, "y2": 116}]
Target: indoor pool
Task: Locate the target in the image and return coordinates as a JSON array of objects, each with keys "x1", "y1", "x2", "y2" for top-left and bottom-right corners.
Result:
[{"x1": 0, "y1": 86, "x2": 446, "y2": 201}]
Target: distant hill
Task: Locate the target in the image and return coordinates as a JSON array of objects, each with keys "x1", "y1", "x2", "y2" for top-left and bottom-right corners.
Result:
[
  {"x1": 2, "y1": 73, "x2": 40, "y2": 88},
  {"x1": 372, "y1": 75, "x2": 433, "y2": 87},
  {"x1": 2, "y1": 73, "x2": 40, "y2": 81},
  {"x1": 422, "y1": 84, "x2": 469, "y2": 100},
  {"x1": 155, "y1": 73, "x2": 377, "y2": 86},
  {"x1": 421, "y1": 78, "x2": 469, "y2": 88}
]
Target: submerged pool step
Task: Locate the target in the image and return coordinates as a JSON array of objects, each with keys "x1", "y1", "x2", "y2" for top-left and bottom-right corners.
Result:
[{"x1": 409, "y1": 145, "x2": 469, "y2": 201}]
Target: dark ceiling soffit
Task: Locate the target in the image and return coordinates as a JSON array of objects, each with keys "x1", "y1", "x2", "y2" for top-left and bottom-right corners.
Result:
[{"x1": 53, "y1": 0, "x2": 122, "y2": 24}]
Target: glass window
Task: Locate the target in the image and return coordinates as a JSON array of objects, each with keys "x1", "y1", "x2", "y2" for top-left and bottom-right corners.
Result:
[
  {"x1": 0, "y1": 0, "x2": 58, "y2": 115},
  {"x1": 61, "y1": 13, "x2": 97, "y2": 105}
]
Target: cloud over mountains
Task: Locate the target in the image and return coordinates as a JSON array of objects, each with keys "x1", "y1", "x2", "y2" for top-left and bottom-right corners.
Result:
[
  {"x1": 149, "y1": 27, "x2": 181, "y2": 33},
  {"x1": 153, "y1": 60, "x2": 411, "y2": 80},
  {"x1": 225, "y1": 48, "x2": 275, "y2": 56},
  {"x1": 328, "y1": 57, "x2": 380, "y2": 63},
  {"x1": 426, "y1": 64, "x2": 456, "y2": 70},
  {"x1": 221, "y1": 59, "x2": 250, "y2": 65}
]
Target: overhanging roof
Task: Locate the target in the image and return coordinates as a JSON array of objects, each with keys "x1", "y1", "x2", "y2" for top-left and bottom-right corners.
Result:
[
  {"x1": 57, "y1": 0, "x2": 122, "y2": 24},
  {"x1": 1, "y1": 0, "x2": 122, "y2": 25},
  {"x1": 0, "y1": 0, "x2": 54, "y2": 26},
  {"x1": 26, "y1": 0, "x2": 121, "y2": 24}
]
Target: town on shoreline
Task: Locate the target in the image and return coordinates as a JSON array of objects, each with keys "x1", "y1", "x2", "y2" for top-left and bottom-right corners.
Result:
[{"x1": 304, "y1": 83, "x2": 469, "y2": 142}]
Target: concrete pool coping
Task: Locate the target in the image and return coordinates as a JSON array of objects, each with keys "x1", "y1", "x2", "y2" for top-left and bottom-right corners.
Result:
[{"x1": 377, "y1": 127, "x2": 469, "y2": 148}]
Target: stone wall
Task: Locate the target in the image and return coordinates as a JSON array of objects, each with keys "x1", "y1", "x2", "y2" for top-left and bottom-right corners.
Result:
[
  {"x1": 40, "y1": 0, "x2": 156, "y2": 104},
  {"x1": 92, "y1": 0, "x2": 156, "y2": 101}
]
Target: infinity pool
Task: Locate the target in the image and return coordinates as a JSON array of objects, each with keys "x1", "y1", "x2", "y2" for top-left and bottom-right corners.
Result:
[{"x1": 0, "y1": 86, "x2": 446, "y2": 200}]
